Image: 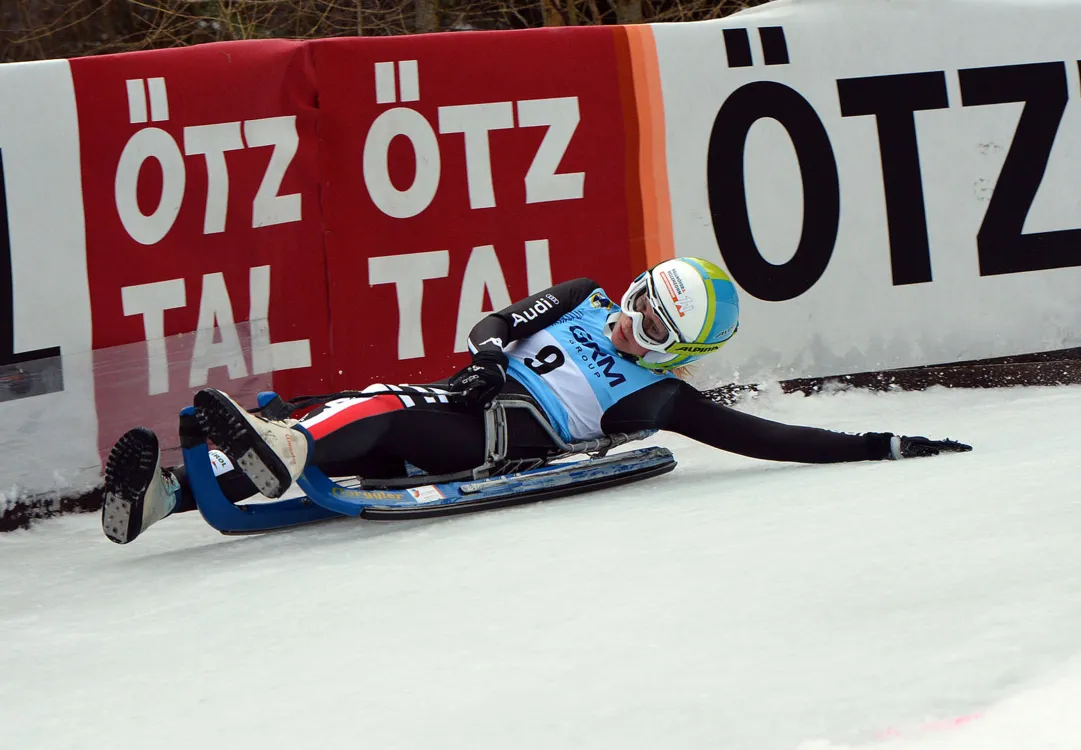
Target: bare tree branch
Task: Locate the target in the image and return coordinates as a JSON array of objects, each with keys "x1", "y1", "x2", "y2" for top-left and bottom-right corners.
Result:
[{"x1": 1, "y1": 0, "x2": 771, "y2": 63}]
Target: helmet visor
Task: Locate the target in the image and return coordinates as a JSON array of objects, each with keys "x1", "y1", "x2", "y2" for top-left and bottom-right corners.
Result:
[{"x1": 620, "y1": 274, "x2": 680, "y2": 353}]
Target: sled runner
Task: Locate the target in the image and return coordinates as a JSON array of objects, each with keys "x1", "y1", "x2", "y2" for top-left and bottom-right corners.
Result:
[{"x1": 182, "y1": 392, "x2": 677, "y2": 535}]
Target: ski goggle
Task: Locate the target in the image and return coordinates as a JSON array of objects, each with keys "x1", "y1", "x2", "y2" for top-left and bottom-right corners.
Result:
[{"x1": 620, "y1": 272, "x2": 681, "y2": 353}]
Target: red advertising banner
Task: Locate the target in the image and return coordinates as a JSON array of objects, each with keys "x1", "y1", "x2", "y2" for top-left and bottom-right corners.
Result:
[
  {"x1": 69, "y1": 41, "x2": 332, "y2": 461},
  {"x1": 0, "y1": 26, "x2": 670, "y2": 504},
  {"x1": 312, "y1": 28, "x2": 636, "y2": 387}
]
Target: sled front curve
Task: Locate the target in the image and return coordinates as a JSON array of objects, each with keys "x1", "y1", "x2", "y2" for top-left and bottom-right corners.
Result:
[{"x1": 180, "y1": 407, "x2": 342, "y2": 535}]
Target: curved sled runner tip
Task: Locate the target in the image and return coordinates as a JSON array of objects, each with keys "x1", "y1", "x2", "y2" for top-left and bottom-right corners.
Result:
[{"x1": 180, "y1": 406, "x2": 342, "y2": 535}]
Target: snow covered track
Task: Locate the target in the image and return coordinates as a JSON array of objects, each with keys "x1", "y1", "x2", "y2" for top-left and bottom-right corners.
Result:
[{"x1": 2, "y1": 386, "x2": 1079, "y2": 749}]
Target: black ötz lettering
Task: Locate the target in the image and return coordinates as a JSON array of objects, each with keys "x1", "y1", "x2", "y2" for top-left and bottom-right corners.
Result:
[
  {"x1": 838, "y1": 71, "x2": 950, "y2": 285},
  {"x1": 707, "y1": 60, "x2": 1081, "y2": 301},
  {"x1": 960, "y1": 61, "x2": 1081, "y2": 276},
  {"x1": 707, "y1": 82, "x2": 840, "y2": 302}
]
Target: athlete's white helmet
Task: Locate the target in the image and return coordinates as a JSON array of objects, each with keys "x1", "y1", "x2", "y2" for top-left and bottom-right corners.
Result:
[{"x1": 620, "y1": 257, "x2": 740, "y2": 371}]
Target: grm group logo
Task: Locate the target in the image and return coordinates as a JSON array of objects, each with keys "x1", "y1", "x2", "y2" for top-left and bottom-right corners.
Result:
[{"x1": 569, "y1": 324, "x2": 627, "y2": 387}]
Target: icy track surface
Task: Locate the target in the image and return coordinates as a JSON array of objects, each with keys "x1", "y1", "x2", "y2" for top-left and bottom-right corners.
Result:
[{"x1": 3, "y1": 385, "x2": 1081, "y2": 750}]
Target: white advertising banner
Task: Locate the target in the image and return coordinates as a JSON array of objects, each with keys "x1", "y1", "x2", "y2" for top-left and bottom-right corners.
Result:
[
  {"x1": 0, "y1": 60, "x2": 99, "y2": 502},
  {"x1": 653, "y1": 0, "x2": 1081, "y2": 384}
]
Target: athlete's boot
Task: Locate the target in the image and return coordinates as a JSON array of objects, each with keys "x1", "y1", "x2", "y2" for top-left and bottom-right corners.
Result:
[
  {"x1": 102, "y1": 427, "x2": 181, "y2": 545},
  {"x1": 193, "y1": 388, "x2": 309, "y2": 499}
]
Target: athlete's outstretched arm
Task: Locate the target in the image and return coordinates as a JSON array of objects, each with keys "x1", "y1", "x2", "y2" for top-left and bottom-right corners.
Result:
[{"x1": 602, "y1": 379, "x2": 969, "y2": 463}]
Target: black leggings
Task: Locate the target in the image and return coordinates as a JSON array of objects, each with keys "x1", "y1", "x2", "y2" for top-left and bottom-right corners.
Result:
[
  {"x1": 307, "y1": 395, "x2": 487, "y2": 477},
  {"x1": 173, "y1": 380, "x2": 555, "y2": 510}
]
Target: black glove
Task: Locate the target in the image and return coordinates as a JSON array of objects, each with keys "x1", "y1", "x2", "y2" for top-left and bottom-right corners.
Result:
[
  {"x1": 447, "y1": 351, "x2": 508, "y2": 408},
  {"x1": 886, "y1": 434, "x2": 972, "y2": 459}
]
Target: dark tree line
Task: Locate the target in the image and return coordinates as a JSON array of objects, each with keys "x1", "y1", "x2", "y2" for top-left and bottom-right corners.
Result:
[{"x1": 1, "y1": 0, "x2": 769, "y2": 63}]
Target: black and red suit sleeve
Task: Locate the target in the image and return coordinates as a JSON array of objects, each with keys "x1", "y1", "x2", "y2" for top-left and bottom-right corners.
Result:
[{"x1": 466, "y1": 277, "x2": 603, "y2": 359}]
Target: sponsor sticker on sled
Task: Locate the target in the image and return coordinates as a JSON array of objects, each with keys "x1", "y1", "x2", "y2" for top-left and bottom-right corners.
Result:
[
  {"x1": 330, "y1": 487, "x2": 400, "y2": 500},
  {"x1": 407, "y1": 485, "x2": 445, "y2": 503}
]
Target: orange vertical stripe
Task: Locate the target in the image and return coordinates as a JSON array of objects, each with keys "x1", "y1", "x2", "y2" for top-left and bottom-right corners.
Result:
[
  {"x1": 623, "y1": 25, "x2": 674, "y2": 270},
  {"x1": 625, "y1": 26, "x2": 658, "y2": 268},
  {"x1": 637, "y1": 28, "x2": 675, "y2": 264},
  {"x1": 614, "y1": 28, "x2": 648, "y2": 277}
]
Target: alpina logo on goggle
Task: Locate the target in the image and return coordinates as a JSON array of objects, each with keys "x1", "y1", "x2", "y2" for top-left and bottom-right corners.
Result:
[{"x1": 668, "y1": 341, "x2": 726, "y2": 355}]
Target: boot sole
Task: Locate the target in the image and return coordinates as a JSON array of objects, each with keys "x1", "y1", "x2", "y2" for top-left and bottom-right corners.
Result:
[
  {"x1": 102, "y1": 427, "x2": 159, "y2": 545},
  {"x1": 194, "y1": 389, "x2": 292, "y2": 498}
]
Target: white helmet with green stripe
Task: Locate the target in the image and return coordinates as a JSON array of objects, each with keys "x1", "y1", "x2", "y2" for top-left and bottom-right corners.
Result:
[{"x1": 619, "y1": 257, "x2": 740, "y2": 371}]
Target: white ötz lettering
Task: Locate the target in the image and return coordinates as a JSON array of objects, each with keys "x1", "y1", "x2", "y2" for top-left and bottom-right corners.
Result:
[
  {"x1": 362, "y1": 62, "x2": 585, "y2": 218},
  {"x1": 114, "y1": 78, "x2": 303, "y2": 244}
]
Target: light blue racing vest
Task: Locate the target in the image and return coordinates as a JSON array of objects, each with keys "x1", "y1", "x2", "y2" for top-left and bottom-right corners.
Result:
[{"x1": 506, "y1": 290, "x2": 674, "y2": 441}]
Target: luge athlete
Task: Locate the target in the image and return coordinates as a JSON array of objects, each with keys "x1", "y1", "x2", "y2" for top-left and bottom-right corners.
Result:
[{"x1": 101, "y1": 257, "x2": 971, "y2": 544}]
